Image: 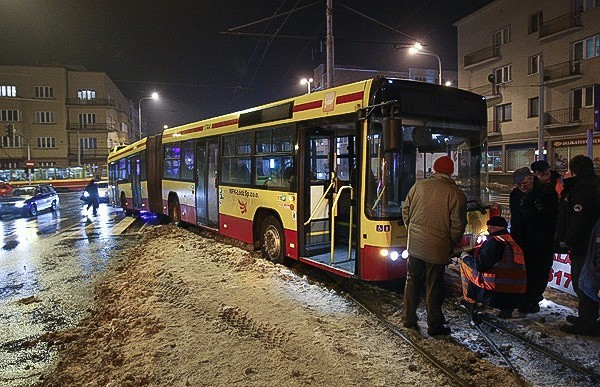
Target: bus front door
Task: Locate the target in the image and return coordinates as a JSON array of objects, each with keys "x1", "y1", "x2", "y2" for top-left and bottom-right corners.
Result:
[
  {"x1": 195, "y1": 140, "x2": 219, "y2": 229},
  {"x1": 303, "y1": 133, "x2": 334, "y2": 258},
  {"x1": 301, "y1": 130, "x2": 357, "y2": 274}
]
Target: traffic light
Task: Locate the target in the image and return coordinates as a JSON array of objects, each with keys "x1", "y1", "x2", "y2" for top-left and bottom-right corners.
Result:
[{"x1": 6, "y1": 124, "x2": 14, "y2": 137}]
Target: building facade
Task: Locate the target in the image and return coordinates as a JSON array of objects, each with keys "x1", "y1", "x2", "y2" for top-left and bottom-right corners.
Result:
[
  {"x1": 0, "y1": 65, "x2": 133, "y2": 181},
  {"x1": 455, "y1": 0, "x2": 600, "y2": 183}
]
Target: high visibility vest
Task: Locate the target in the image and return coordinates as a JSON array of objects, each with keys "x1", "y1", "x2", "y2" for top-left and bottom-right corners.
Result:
[{"x1": 471, "y1": 234, "x2": 527, "y2": 293}]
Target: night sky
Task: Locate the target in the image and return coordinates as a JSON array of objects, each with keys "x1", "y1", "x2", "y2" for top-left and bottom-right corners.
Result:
[{"x1": 0, "y1": 0, "x2": 493, "y2": 134}]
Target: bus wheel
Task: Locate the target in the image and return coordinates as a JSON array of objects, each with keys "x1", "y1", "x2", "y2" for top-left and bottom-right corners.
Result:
[
  {"x1": 261, "y1": 216, "x2": 285, "y2": 264},
  {"x1": 170, "y1": 197, "x2": 182, "y2": 227}
]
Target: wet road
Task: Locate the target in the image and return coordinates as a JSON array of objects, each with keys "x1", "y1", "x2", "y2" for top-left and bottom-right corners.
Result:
[{"x1": 0, "y1": 192, "x2": 144, "y2": 386}]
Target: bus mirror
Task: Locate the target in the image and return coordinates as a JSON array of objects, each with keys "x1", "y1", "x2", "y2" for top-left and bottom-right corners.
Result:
[{"x1": 383, "y1": 118, "x2": 402, "y2": 151}]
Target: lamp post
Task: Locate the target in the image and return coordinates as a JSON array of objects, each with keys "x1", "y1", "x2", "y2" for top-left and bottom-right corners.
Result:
[
  {"x1": 300, "y1": 77, "x2": 313, "y2": 94},
  {"x1": 408, "y1": 42, "x2": 442, "y2": 85},
  {"x1": 138, "y1": 92, "x2": 159, "y2": 140}
]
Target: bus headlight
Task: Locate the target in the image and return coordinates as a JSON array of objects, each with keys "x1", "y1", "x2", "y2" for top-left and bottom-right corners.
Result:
[
  {"x1": 380, "y1": 249, "x2": 389, "y2": 257},
  {"x1": 401, "y1": 250, "x2": 409, "y2": 259},
  {"x1": 389, "y1": 250, "x2": 400, "y2": 261}
]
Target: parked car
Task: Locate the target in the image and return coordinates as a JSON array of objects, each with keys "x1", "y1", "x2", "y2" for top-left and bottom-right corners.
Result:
[
  {"x1": 0, "y1": 182, "x2": 13, "y2": 196},
  {"x1": 0, "y1": 184, "x2": 59, "y2": 217},
  {"x1": 97, "y1": 180, "x2": 110, "y2": 203}
]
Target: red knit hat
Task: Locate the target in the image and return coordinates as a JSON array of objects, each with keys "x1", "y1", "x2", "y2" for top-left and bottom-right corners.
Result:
[{"x1": 433, "y1": 156, "x2": 454, "y2": 175}]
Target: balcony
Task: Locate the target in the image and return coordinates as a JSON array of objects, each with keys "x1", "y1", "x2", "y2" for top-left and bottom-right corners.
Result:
[
  {"x1": 539, "y1": 12, "x2": 582, "y2": 42},
  {"x1": 464, "y1": 45, "x2": 501, "y2": 69},
  {"x1": 67, "y1": 147, "x2": 111, "y2": 159},
  {"x1": 65, "y1": 98, "x2": 116, "y2": 107},
  {"x1": 543, "y1": 60, "x2": 583, "y2": 86},
  {"x1": 543, "y1": 107, "x2": 593, "y2": 129}
]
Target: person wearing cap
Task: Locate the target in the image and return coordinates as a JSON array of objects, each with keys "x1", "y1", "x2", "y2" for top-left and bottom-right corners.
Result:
[
  {"x1": 556, "y1": 155, "x2": 600, "y2": 335},
  {"x1": 402, "y1": 155, "x2": 467, "y2": 336},
  {"x1": 509, "y1": 166, "x2": 558, "y2": 314},
  {"x1": 531, "y1": 159, "x2": 563, "y2": 198},
  {"x1": 459, "y1": 216, "x2": 526, "y2": 319}
]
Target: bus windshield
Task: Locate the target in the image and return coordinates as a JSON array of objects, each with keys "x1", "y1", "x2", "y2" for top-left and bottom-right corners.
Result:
[{"x1": 366, "y1": 117, "x2": 483, "y2": 220}]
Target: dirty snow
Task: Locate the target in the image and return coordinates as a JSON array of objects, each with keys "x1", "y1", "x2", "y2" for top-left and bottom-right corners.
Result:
[{"x1": 36, "y1": 225, "x2": 600, "y2": 386}]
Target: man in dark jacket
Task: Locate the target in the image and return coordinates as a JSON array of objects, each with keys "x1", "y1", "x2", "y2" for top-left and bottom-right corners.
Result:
[
  {"x1": 83, "y1": 178, "x2": 100, "y2": 216},
  {"x1": 460, "y1": 216, "x2": 527, "y2": 319},
  {"x1": 556, "y1": 155, "x2": 600, "y2": 335},
  {"x1": 509, "y1": 167, "x2": 558, "y2": 314}
]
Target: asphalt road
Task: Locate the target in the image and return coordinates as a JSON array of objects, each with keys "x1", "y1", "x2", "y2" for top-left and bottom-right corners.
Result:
[{"x1": 0, "y1": 192, "x2": 142, "y2": 385}]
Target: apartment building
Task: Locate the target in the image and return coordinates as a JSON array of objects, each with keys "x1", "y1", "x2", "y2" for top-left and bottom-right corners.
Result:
[
  {"x1": 0, "y1": 65, "x2": 133, "y2": 180},
  {"x1": 455, "y1": 0, "x2": 599, "y2": 184}
]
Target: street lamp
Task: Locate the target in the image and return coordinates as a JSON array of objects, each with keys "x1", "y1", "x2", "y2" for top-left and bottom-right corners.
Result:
[
  {"x1": 408, "y1": 42, "x2": 442, "y2": 85},
  {"x1": 138, "y1": 92, "x2": 159, "y2": 140},
  {"x1": 300, "y1": 77, "x2": 313, "y2": 94}
]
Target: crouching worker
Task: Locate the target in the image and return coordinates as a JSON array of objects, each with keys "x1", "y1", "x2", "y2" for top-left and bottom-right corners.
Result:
[{"x1": 459, "y1": 216, "x2": 527, "y2": 319}]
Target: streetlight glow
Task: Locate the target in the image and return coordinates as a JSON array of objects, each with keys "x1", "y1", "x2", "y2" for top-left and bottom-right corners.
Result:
[
  {"x1": 300, "y1": 77, "x2": 313, "y2": 94},
  {"x1": 408, "y1": 42, "x2": 442, "y2": 85},
  {"x1": 138, "y1": 92, "x2": 159, "y2": 140}
]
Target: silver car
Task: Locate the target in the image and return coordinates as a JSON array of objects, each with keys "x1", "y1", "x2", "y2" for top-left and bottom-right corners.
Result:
[{"x1": 0, "y1": 184, "x2": 59, "y2": 217}]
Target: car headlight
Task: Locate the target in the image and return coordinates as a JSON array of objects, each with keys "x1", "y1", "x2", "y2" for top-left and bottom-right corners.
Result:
[{"x1": 14, "y1": 200, "x2": 26, "y2": 208}]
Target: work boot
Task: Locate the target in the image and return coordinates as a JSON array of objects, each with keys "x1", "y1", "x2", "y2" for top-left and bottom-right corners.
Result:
[
  {"x1": 402, "y1": 319, "x2": 418, "y2": 330},
  {"x1": 427, "y1": 325, "x2": 451, "y2": 336},
  {"x1": 559, "y1": 323, "x2": 600, "y2": 336}
]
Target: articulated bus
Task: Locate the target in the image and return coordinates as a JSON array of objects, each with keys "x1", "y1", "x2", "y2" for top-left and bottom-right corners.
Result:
[{"x1": 108, "y1": 78, "x2": 492, "y2": 281}]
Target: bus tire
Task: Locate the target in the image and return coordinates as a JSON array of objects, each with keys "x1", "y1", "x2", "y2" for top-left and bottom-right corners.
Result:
[
  {"x1": 170, "y1": 196, "x2": 183, "y2": 227},
  {"x1": 261, "y1": 215, "x2": 285, "y2": 264}
]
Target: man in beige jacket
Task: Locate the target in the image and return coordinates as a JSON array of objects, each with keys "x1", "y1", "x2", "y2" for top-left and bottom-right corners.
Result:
[{"x1": 401, "y1": 156, "x2": 467, "y2": 336}]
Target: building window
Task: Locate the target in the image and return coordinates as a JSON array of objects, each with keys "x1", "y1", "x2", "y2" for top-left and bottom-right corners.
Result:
[
  {"x1": 528, "y1": 11, "x2": 543, "y2": 34},
  {"x1": 494, "y1": 65, "x2": 512, "y2": 83},
  {"x1": 78, "y1": 113, "x2": 96, "y2": 126},
  {"x1": 1, "y1": 135, "x2": 23, "y2": 148},
  {"x1": 487, "y1": 147, "x2": 503, "y2": 172},
  {"x1": 0, "y1": 85, "x2": 17, "y2": 97},
  {"x1": 39, "y1": 162, "x2": 55, "y2": 167},
  {"x1": 0, "y1": 109, "x2": 21, "y2": 122},
  {"x1": 506, "y1": 145, "x2": 535, "y2": 172},
  {"x1": 77, "y1": 89, "x2": 96, "y2": 100},
  {"x1": 37, "y1": 137, "x2": 56, "y2": 148},
  {"x1": 528, "y1": 54, "x2": 541, "y2": 75},
  {"x1": 495, "y1": 26, "x2": 511, "y2": 46},
  {"x1": 496, "y1": 103, "x2": 512, "y2": 122},
  {"x1": 36, "y1": 111, "x2": 55, "y2": 123},
  {"x1": 528, "y1": 97, "x2": 539, "y2": 117},
  {"x1": 576, "y1": 0, "x2": 600, "y2": 11},
  {"x1": 35, "y1": 86, "x2": 54, "y2": 98},
  {"x1": 574, "y1": 34, "x2": 600, "y2": 61},
  {"x1": 573, "y1": 86, "x2": 595, "y2": 108},
  {"x1": 80, "y1": 137, "x2": 97, "y2": 149}
]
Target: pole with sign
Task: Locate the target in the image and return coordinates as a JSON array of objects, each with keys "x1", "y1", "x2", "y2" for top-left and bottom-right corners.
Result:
[{"x1": 590, "y1": 83, "x2": 599, "y2": 158}]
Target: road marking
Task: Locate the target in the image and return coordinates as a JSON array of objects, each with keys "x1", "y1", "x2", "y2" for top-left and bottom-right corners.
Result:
[{"x1": 110, "y1": 217, "x2": 137, "y2": 235}]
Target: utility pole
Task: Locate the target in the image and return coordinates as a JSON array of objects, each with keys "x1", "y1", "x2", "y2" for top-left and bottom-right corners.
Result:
[
  {"x1": 537, "y1": 56, "x2": 545, "y2": 161},
  {"x1": 326, "y1": 0, "x2": 334, "y2": 89}
]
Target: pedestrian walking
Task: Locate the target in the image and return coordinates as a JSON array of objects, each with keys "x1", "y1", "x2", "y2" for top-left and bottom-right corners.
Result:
[
  {"x1": 459, "y1": 216, "x2": 526, "y2": 319},
  {"x1": 556, "y1": 155, "x2": 600, "y2": 336},
  {"x1": 509, "y1": 166, "x2": 558, "y2": 314},
  {"x1": 83, "y1": 178, "x2": 100, "y2": 216},
  {"x1": 402, "y1": 156, "x2": 467, "y2": 336}
]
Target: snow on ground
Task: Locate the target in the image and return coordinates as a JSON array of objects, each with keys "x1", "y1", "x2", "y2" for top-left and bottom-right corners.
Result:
[{"x1": 37, "y1": 225, "x2": 599, "y2": 386}]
